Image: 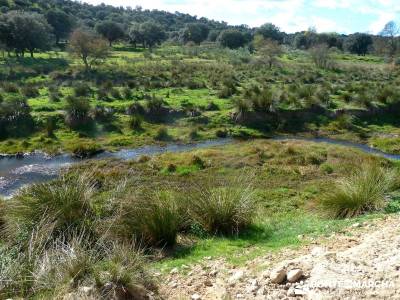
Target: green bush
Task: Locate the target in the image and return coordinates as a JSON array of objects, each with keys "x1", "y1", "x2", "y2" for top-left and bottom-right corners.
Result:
[
  {"x1": 189, "y1": 177, "x2": 257, "y2": 235},
  {"x1": 112, "y1": 191, "x2": 182, "y2": 247},
  {"x1": 65, "y1": 96, "x2": 92, "y2": 128},
  {"x1": 321, "y1": 164, "x2": 398, "y2": 218},
  {"x1": 0, "y1": 96, "x2": 34, "y2": 138},
  {"x1": 21, "y1": 85, "x2": 40, "y2": 98},
  {"x1": 4, "y1": 173, "x2": 97, "y2": 244},
  {"x1": 2, "y1": 82, "x2": 19, "y2": 93},
  {"x1": 73, "y1": 83, "x2": 91, "y2": 97},
  {"x1": 129, "y1": 114, "x2": 143, "y2": 130},
  {"x1": 155, "y1": 126, "x2": 170, "y2": 141},
  {"x1": 110, "y1": 88, "x2": 122, "y2": 100}
]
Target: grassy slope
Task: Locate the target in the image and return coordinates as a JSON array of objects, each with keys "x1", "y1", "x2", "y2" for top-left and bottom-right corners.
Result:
[
  {"x1": 1, "y1": 45, "x2": 400, "y2": 154},
  {"x1": 69, "y1": 139, "x2": 394, "y2": 271}
]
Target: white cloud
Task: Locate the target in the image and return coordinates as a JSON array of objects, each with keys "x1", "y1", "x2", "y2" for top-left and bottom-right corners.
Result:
[{"x1": 80, "y1": 0, "x2": 400, "y2": 33}]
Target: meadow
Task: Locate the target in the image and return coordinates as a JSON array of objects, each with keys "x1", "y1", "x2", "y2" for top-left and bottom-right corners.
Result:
[
  {"x1": 2, "y1": 44, "x2": 400, "y2": 156},
  {"x1": 1, "y1": 137, "x2": 400, "y2": 298},
  {"x1": 2, "y1": 26, "x2": 400, "y2": 300}
]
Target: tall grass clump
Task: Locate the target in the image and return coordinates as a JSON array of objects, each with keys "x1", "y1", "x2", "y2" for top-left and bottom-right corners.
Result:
[
  {"x1": 189, "y1": 175, "x2": 258, "y2": 235},
  {"x1": 4, "y1": 173, "x2": 97, "y2": 244},
  {"x1": 111, "y1": 190, "x2": 182, "y2": 247},
  {"x1": 65, "y1": 95, "x2": 92, "y2": 128},
  {"x1": 320, "y1": 164, "x2": 398, "y2": 218}
]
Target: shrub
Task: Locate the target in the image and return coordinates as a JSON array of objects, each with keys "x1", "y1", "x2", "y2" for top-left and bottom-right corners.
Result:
[
  {"x1": 21, "y1": 85, "x2": 40, "y2": 98},
  {"x1": 97, "y1": 88, "x2": 109, "y2": 101},
  {"x1": 73, "y1": 83, "x2": 91, "y2": 97},
  {"x1": 189, "y1": 176, "x2": 257, "y2": 235},
  {"x1": 45, "y1": 116, "x2": 57, "y2": 137},
  {"x1": 129, "y1": 114, "x2": 143, "y2": 130},
  {"x1": 110, "y1": 88, "x2": 122, "y2": 100},
  {"x1": 205, "y1": 101, "x2": 219, "y2": 111},
  {"x1": 70, "y1": 141, "x2": 103, "y2": 158},
  {"x1": 321, "y1": 164, "x2": 397, "y2": 218},
  {"x1": 2, "y1": 82, "x2": 19, "y2": 93},
  {"x1": 65, "y1": 96, "x2": 92, "y2": 128},
  {"x1": 91, "y1": 105, "x2": 115, "y2": 123},
  {"x1": 155, "y1": 127, "x2": 170, "y2": 141},
  {"x1": 122, "y1": 87, "x2": 133, "y2": 99},
  {"x1": 188, "y1": 128, "x2": 199, "y2": 140},
  {"x1": 112, "y1": 191, "x2": 182, "y2": 247},
  {"x1": 0, "y1": 96, "x2": 34, "y2": 138},
  {"x1": 216, "y1": 129, "x2": 228, "y2": 138},
  {"x1": 127, "y1": 102, "x2": 145, "y2": 115},
  {"x1": 4, "y1": 173, "x2": 97, "y2": 244}
]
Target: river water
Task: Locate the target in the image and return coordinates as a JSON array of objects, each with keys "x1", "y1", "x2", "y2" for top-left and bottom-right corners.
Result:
[{"x1": 1, "y1": 137, "x2": 399, "y2": 198}]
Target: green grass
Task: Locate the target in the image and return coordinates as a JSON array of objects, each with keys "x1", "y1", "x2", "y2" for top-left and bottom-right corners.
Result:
[
  {"x1": 2, "y1": 46, "x2": 400, "y2": 155},
  {"x1": 156, "y1": 211, "x2": 382, "y2": 271}
]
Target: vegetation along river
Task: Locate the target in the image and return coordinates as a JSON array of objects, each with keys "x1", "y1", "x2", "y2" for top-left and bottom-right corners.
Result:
[{"x1": 1, "y1": 137, "x2": 399, "y2": 198}]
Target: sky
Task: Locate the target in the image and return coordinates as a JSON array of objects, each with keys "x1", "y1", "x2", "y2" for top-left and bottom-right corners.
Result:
[{"x1": 81, "y1": 0, "x2": 400, "y2": 34}]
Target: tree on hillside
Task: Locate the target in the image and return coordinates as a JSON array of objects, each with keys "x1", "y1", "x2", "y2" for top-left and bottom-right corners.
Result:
[
  {"x1": 69, "y1": 29, "x2": 109, "y2": 71},
  {"x1": 256, "y1": 23, "x2": 284, "y2": 43},
  {"x1": 345, "y1": 33, "x2": 373, "y2": 56},
  {"x1": 181, "y1": 23, "x2": 210, "y2": 44},
  {"x1": 139, "y1": 22, "x2": 166, "y2": 49},
  {"x1": 379, "y1": 21, "x2": 400, "y2": 59},
  {"x1": 46, "y1": 9, "x2": 74, "y2": 45},
  {"x1": 293, "y1": 29, "x2": 318, "y2": 49},
  {"x1": 318, "y1": 33, "x2": 343, "y2": 50},
  {"x1": 95, "y1": 20, "x2": 125, "y2": 47},
  {"x1": 0, "y1": 11, "x2": 53, "y2": 57},
  {"x1": 128, "y1": 22, "x2": 143, "y2": 48},
  {"x1": 253, "y1": 34, "x2": 283, "y2": 68},
  {"x1": 218, "y1": 29, "x2": 247, "y2": 49}
]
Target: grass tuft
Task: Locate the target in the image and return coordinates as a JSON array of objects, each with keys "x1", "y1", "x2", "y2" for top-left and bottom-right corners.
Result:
[{"x1": 320, "y1": 164, "x2": 398, "y2": 218}]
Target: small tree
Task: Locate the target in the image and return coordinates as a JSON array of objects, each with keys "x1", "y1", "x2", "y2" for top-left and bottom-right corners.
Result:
[
  {"x1": 69, "y1": 29, "x2": 109, "y2": 71},
  {"x1": 253, "y1": 35, "x2": 283, "y2": 68},
  {"x1": 218, "y1": 29, "x2": 247, "y2": 49},
  {"x1": 46, "y1": 9, "x2": 74, "y2": 45},
  {"x1": 256, "y1": 23, "x2": 283, "y2": 43},
  {"x1": 0, "y1": 11, "x2": 53, "y2": 57},
  {"x1": 379, "y1": 21, "x2": 400, "y2": 60},
  {"x1": 345, "y1": 33, "x2": 373, "y2": 56},
  {"x1": 139, "y1": 22, "x2": 166, "y2": 50},
  {"x1": 128, "y1": 23, "x2": 143, "y2": 48},
  {"x1": 181, "y1": 23, "x2": 209, "y2": 44},
  {"x1": 95, "y1": 20, "x2": 125, "y2": 47}
]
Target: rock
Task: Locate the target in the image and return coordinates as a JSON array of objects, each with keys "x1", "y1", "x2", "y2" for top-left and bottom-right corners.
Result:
[
  {"x1": 170, "y1": 267, "x2": 179, "y2": 274},
  {"x1": 288, "y1": 288, "x2": 308, "y2": 297},
  {"x1": 269, "y1": 267, "x2": 286, "y2": 284},
  {"x1": 191, "y1": 293, "x2": 201, "y2": 300},
  {"x1": 209, "y1": 269, "x2": 218, "y2": 277},
  {"x1": 352, "y1": 222, "x2": 361, "y2": 228},
  {"x1": 311, "y1": 247, "x2": 326, "y2": 257},
  {"x1": 228, "y1": 270, "x2": 245, "y2": 285},
  {"x1": 204, "y1": 279, "x2": 213, "y2": 287},
  {"x1": 287, "y1": 269, "x2": 303, "y2": 283},
  {"x1": 78, "y1": 286, "x2": 94, "y2": 295}
]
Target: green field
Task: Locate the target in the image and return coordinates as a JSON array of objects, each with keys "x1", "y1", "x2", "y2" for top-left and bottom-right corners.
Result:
[{"x1": 2, "y1": 45, "x2": 400, "y2": 156}]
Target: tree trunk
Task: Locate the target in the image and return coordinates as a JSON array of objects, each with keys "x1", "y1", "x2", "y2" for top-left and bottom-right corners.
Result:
[{"x1": 30, "y1": 50, "x2": 34, "y2": 58}]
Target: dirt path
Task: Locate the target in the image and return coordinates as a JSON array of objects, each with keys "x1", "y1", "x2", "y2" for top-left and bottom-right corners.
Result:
[{"x1": 161, "y1": 215, "x2": 400, "y2": 299}]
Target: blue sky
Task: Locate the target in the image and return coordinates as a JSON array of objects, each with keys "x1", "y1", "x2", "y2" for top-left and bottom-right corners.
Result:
[{"x1": 83, "y1": 0, "x2": 400, "y2": 34}]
